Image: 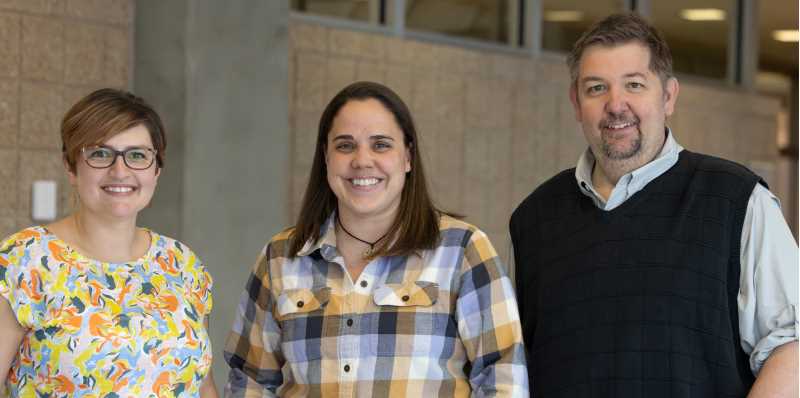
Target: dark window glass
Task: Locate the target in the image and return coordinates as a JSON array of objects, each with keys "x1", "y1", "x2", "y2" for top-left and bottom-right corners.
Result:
[
  {"x1": 541, "y1": 0, "x2": 623, "y2": 53},
  {"x1": 291, "y1": 0, "x2": 374, "y2": 23},
  {"x1": 405, "y1": 0, "x2": 513, "y2": 44},
  {"x1": 651, "y1": 0, "x2": 733, "y2": 79}
]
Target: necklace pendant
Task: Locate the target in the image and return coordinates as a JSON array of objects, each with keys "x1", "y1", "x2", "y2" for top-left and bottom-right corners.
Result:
[{"x1": 362, "y1": 247, "x2": 374, "y2": 259}]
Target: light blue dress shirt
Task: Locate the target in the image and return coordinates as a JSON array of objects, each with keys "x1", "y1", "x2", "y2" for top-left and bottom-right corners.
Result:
[{"x1": 574, "y1": 129, "x2": 799, "y2": 374}]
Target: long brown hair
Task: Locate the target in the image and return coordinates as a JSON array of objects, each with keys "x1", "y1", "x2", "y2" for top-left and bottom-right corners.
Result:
[{"x1": 289, "y1": 81, "x2": 444, "y2": 258}]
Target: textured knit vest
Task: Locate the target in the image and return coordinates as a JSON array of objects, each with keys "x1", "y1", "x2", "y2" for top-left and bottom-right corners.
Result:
[{"x1": 510, "y1": 151, "x2": 762, "y2": 398}]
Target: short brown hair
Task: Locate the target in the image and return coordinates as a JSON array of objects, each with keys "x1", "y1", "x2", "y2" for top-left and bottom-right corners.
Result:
[
  {"x1": 567, "y1": 12, "x2": 673, "y2": 86},
  {"x1": 61, "y1": 88, "x2": 166, "y2": 173},
  {"x1": 289, "y1": 81, "x2": 446, "y2": 258}
]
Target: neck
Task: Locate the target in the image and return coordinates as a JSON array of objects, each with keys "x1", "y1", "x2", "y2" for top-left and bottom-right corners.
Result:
[
  {"x1": 591, "y1": 141, "x2": 666, "y2": 200},
  {"x1": 336, "y1": 208, "x2": 395, "y2": 245},
  {"x1": 54, "y1": 209, "x2": 144, "y2": 263}
]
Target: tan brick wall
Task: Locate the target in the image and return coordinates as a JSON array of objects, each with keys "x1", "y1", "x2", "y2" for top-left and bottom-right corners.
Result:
[
  {"x1": 288, "y1": 22, "x2": 785, "y2": 269},
  {"x1": 0, "y1": 0, "x2": 133, "y2": 240}
]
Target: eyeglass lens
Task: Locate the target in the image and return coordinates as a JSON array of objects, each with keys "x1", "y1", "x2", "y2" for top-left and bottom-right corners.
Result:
[{"x1": 84, "y1": 147, "x2": 155, "y2": 169}]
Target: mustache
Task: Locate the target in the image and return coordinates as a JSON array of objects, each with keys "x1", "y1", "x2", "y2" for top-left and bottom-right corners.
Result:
[{"x1": 600, "y1": 113, "x2": 639, "y2": 128}]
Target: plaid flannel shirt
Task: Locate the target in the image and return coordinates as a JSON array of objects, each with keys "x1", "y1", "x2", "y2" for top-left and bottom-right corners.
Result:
[{"x1": 224, "y1": 214, "x2": 528, "y2": 397}]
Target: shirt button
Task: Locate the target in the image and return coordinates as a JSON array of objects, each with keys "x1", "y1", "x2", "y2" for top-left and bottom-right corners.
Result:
[
  {"x1": 346, "y1": 319, "x2": 353, "y2": 327},
  {"x1": 401, "y1": 295, "x2": 409, "y2": 302},
  {"x1": 296, "y1": 300, "x2": 304, "y2": 308},
  {"x1": 360, "y1": 280, "x2": 368, "y2": 288},
  {"x1": 344, "y1": 364, "x2": 351, "y2": 372}
]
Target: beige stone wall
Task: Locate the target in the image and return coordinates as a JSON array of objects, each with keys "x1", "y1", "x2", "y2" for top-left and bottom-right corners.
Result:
[
  {"x1": 288, "y1": 21, "x2": 785, "y2": 269},
  {"x1": 0, "y1": 0, "x2": 132, "y2": 240}
]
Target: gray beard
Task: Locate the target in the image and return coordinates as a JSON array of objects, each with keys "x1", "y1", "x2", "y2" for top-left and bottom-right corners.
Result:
[{"x1": 601, "y1": 131, "x2": 642, "y2": 160}]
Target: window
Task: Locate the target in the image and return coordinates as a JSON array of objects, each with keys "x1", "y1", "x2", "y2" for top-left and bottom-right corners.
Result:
[
  {"x1": 541, "y1": 0, "x2": 623, "y2": 53},
  {"x1": 405, "y1": 0, "x2": 514, "y2": 44},
  {"x1": 650, "y1": 0, "x2": 734, "y2": 80},
  {"x1": 291, "y1": 0, "x2": 376, "y2": 23}
]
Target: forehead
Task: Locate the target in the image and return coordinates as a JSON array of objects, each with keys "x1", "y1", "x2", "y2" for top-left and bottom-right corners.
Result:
[
  {"x1": 101, "y1": 124, "x2": 153, "y2": 147},
  {"x1": 578, "y1": 42, "x2": 654, "y2": 79},
  {"x1": 329, "y1": 98, "x2": 402, "y2": 138}
]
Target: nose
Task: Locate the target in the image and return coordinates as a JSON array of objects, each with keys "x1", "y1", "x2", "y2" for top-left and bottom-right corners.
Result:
[
  {"x1": 108, "y1": 153, "x2": 130, "y2": 176},
  {"x1": 604, "y1": 87, "x2": 630, "y2": 115},
  {"x1": 350, "y1": 147, "x2": 373, "y2": 169}
]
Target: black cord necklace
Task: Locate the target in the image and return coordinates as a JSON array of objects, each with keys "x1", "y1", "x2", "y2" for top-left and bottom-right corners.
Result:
[{"x1": 336, "y1": 213, "x2": 389, "y2": 258}]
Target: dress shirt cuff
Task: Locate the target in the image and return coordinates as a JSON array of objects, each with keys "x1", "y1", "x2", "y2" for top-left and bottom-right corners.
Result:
[{"x1": 749, "y1": 304, "x2": 799, "y2": 374}]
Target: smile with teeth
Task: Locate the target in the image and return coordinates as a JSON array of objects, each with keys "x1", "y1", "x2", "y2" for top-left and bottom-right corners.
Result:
[
  {"x1": 103, "y1": 186, "x2": 135, "y2": 193},
  {"x1": 604, "y1": 121, "x2": 636, "y2": 130},
  {"x1": 350, "y1": 177, "x2": 381, "y2": 187}
]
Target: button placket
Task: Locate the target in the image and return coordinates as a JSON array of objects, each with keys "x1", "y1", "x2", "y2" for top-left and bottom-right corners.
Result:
[{"x1": 339, "y1": 283, "x2": 360, "y2": 386}]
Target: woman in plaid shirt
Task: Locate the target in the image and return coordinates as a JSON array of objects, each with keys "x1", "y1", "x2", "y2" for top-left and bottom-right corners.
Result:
[{"x1": 224, "y1": 81, "x2": 528, "y2": 397}]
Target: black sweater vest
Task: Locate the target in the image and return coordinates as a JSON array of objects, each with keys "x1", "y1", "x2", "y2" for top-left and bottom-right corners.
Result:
[{"x1": 510, "y1": 151, "x2": 762, "y2": 398}]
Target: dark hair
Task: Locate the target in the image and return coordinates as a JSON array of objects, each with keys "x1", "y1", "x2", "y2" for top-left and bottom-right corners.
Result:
[
  {"x1": 61, "y1": 88, "x2": 166, "y2": 173},
  {"x1": 567, "y1": 12, "x2": 674, "y2": 86},
  {"x1": 289, "y1": 81, "x2": 443, "y2": 258}
]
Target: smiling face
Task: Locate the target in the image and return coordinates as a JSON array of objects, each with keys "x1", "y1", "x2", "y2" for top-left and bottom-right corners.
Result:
[
  {"x1": 325, "y1": 98, "x2": 411, "y2": 222},
  {"x1": 68, "y1": 124, "x2": 160, "y2": 221},
  {"x1": 570, "y1": 41, "x2": 679, "y2": 175}
]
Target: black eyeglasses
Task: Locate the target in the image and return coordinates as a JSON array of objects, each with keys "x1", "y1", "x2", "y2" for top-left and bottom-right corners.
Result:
[{"x1": 81, "y1": 146, "x2": 157, "y2": 170}]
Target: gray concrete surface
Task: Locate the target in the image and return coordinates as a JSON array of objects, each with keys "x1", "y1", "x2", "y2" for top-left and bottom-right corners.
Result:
[{"x1": 135, "y1": 1, "x2": 290, "y2": 392}]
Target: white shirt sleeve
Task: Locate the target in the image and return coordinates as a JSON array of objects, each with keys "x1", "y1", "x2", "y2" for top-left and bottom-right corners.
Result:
[{"x1": 738, "y1": 183, "x2": 799, "y2": 375}]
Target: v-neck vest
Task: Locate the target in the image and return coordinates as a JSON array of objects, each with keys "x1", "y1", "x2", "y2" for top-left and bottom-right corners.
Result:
[{"x1": 512, "y1": 150, "x2": 762, "y2": 397}]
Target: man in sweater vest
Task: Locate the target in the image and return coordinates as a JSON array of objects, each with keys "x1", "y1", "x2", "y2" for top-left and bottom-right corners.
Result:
[{"x1": 510, "y1": 12, "x2": 798, "y2": 398}]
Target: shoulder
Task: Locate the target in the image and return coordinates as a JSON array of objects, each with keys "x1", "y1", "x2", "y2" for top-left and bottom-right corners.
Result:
[
  {"x1": 264, "y1": 227, "x2": 296, "y2": 258},
  {"x1": 681, "y1": 151, "x2": 764, "y2": 200},
  {"x1": 439, "y1": 214, "x2": 480, "y2": 238},
  {"x1": 0, "y1": 226, "x2": 52, "y2": 265},
  {"x1": 0, "y1": 227, "x2": 58, "y2": 295},
  {"x1": 438, "y1": 215, "x2": 493, "y2": 250},
  {"x1": 149, "y1": 231, "x2": 202, "y2": 264},
  {"x1": 511, "y1": 168, "x2": 576, "y2": 224},
  {"x1": 1, "y1": 226, "x2": 46, "y2": 248},
  {"x1": 684, "y1": 151, "x2": 760, "y2": 181}
]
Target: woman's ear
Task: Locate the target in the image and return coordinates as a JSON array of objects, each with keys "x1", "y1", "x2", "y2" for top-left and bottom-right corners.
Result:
[{"x1": 64, "y1": 156, "x2": 77, "y2": 186}]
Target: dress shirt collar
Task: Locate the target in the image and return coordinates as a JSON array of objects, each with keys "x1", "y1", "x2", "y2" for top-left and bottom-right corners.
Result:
[
  {"x1": 574, "y1": 128, "x2": 684, "y2": 210},
  {"x1": 297, "y1": 212, "x2": 339, "y2": 260}
]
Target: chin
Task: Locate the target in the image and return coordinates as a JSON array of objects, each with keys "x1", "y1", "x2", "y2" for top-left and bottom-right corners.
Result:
[{"x1": 106, "y1": 205, "x2": 146, "y2": 219}]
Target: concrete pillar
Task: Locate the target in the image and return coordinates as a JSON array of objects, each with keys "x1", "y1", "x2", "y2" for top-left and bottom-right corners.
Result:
[{"x1": 134, "y1": 0, "x2": 290, "y2": 391}]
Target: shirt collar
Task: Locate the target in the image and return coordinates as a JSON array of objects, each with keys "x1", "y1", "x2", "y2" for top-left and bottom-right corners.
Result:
[
  {"x1": 295, "y1": 211, "x2": 425, "y2": 261},
  {"x1": 296, "y1": 212, "x2": 339, "y2": 260},
  {"x1": 574, "y1": 128, "x2": 684, "y2": 209}
]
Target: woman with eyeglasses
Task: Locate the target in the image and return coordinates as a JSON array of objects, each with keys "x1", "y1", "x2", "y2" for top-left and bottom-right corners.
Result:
[
  {"x1": 0, "y1": 89, "x2": 218, "y2": 397},
  {"x1": 224, "y1": 81, "x2": 528, "y2": 397}
]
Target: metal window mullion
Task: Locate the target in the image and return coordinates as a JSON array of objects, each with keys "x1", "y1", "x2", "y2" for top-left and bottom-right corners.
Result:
[
  {"x1": 524, "y1": 0, "x2": 541, "y2": 56},
  {"x1": 507, "y1": 0, "x2": 520, "y2": 47},
  {"x1": 368, "y1": 0, "x2": 381, "y2": 25},
  {"x1": 632, "y1": 0, "x2": 651, "y2": 17},
  {"x1": 733, "y1": 0, "x2": 758, "y2": 88},
  {"x1": 388, "y1": 0, "x2": 405, "y2": 37}
]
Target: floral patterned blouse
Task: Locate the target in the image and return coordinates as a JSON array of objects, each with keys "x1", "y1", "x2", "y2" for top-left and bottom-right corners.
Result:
[{"x1": 0, "y1": 226, "x2": 213, "y2": 398}]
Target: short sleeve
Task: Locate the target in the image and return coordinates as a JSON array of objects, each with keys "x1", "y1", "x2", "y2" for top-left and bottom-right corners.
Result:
[
  {"x1": 197, "y1": 264, "x2": 213, "y2": 316},
  {"x1": 179, "y1": 243, "x2": 213, "y2": 317},
  {"x1": 0, "y1": 229, "x2": 48, "y2": 329}
]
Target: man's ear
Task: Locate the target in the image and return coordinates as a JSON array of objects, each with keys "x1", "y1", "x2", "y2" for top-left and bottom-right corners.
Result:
[
  {"x1": 569, "y1": 84, "x2": 583, "y2": 122},
  {"x1": 663, "y1": 77, "x2": 679, "y2": 117}
]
